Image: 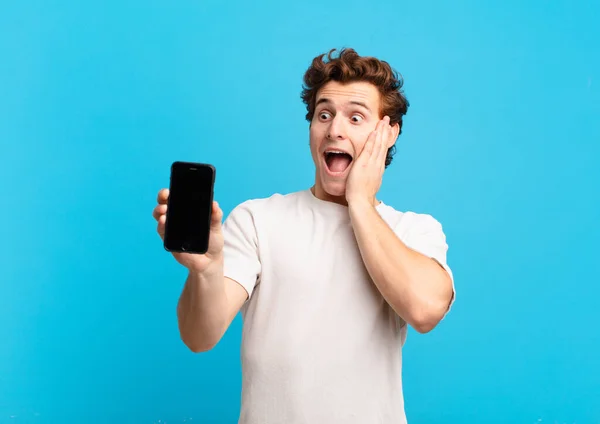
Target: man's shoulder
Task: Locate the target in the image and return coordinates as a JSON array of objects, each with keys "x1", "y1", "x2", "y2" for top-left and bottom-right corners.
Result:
[
  {"x1": 222, "y1": 190, "x2": 309, "y2": 237},
  {"x1": 378, "y1": 202, "x2": 446, "y2": 235},
  {"x1": 227, "y1": 189, "x2": 308, "y2": 217}
]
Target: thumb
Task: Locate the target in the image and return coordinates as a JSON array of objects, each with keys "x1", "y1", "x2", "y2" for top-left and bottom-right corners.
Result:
[{"x1": 210, "y1": 201, "x2": 223, "y2": 230}]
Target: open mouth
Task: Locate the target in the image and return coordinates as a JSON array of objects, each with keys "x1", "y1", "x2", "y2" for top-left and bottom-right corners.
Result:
[{"x1": 324, "y1": 150, "x2": 353, "y2": 174}]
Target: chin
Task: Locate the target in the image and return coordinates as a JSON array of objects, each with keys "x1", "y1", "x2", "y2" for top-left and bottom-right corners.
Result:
[{"x1": 320, "y1": 176, "x2": 347, "y2": 198}]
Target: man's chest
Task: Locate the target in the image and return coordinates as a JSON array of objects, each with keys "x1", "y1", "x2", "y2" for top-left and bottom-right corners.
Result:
[
  {"x1": 250, "y1": 216, "x2": 387, "y2": 316},
  {"x1": 262, "y1": 217, "x2": 363, "y2": 277}
]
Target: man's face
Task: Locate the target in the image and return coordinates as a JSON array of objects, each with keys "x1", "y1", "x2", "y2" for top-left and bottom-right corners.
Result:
[{"x1": 309, "y1": 80, "x2": 383, "y2": 202}]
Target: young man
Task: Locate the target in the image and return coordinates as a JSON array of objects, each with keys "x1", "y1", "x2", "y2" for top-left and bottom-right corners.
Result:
[{"x1": 152, "y1": 48, "x2": 455, "y2": 424}]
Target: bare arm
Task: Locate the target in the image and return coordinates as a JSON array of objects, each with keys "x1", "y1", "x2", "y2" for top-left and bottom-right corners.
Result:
[
  {"x1": 345, "y1": 117, "x2": 454, "y2": 333},
  {"x1": 176, "y1": 266, "x2": 248, "y2": 352},
  {"x1": 153, "y1": 188, "x2": 249, "y2": 352},
  {"x1": 349, "y1": 200, "x2": 454, "y2": 333}
]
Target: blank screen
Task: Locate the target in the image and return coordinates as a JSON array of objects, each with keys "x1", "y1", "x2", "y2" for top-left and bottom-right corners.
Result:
[{"x1": 164, "y1": 163, "x2": 214, "y2": 253}]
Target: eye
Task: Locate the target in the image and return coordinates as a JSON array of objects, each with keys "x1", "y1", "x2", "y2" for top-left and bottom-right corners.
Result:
[
  {"x1": 351, "y1": 114, "x2": 364, "y2": 123},
  {"x1": 318, "y1": 111, "x2": 332, "y2": 121}
]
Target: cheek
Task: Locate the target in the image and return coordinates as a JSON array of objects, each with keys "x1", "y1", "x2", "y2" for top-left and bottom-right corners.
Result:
[
  {"x1": 349, "y1": 128, "x2": 373, "y2": 155},
  {"x1": 308, "y1": 132, "x2": 320, "y2": 161},
  {"x1": 309, "y1": 126, "x2": 323, "y2": 150},
  {"x1": 352, "y1": 140, "x2": 366, "y2": 157}
]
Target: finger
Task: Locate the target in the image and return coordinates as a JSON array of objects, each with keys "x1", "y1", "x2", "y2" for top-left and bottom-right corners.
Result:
[
  {"x1": 377, "y1": 117, "x2": 391, "y2": 166},
  {"x1": 369, "y1": 119, "x2": 386, "y2": 164},
  {"x1": 358, "y1": 129, "x2": 376, "y2": 161},
  {"x1": 210, "y1": 201, "x2": 223, "y2": 229},
  {"x1": 378, "y1": 119, "x2": 387, "y2": 153},
  {"x1": 157, "y1": 214, "x2": 166, "y2": 239},
  {"x1": 364, "y1": 130, "x2": 376, "y2": 158},
  {"x1": 157, "y1": 188, "x2": 169, "y2": 205},
  {"x1": 152, "y1": 204, "x2": 167, "y2": 221},
  {"x1": 382, "y1": 117, "x2": 392, "y2": 152}
]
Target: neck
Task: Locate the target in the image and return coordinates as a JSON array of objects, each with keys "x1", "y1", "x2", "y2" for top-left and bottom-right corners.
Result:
[
  {"x1": 311, "y1": 185, "x2": 348, "y2": 206},
  {"x1": 310, "y1": 185, "x2": 380, "y2": 208}
]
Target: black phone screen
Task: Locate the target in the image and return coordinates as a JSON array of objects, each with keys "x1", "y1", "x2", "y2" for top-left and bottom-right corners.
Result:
[{"x1": 164, "y1": 161, "x2": 215, "y2": 254}]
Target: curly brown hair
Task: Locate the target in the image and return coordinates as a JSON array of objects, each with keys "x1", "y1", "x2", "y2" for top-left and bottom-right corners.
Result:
[{"x1": 301, "y1": 48, "x2": 409, "y2": 167}]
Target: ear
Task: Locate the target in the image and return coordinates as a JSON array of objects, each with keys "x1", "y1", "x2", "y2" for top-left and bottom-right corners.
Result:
[{"x1": 387, "y1": 122, "x2": 400, "y2": 148}]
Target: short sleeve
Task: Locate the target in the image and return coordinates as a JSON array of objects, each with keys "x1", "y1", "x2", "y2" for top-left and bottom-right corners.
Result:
[
  {"x1": 399, "y1": 213, "x2": 456, "y2": 317},
  {"x1": 222, "y1": 201, "x2": 262, "y2": 299}
]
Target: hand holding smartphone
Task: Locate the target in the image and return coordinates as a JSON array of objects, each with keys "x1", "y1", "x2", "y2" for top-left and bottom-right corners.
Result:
[{"x1": 163, "y1": 161, "x2": 216, "y2": 255}]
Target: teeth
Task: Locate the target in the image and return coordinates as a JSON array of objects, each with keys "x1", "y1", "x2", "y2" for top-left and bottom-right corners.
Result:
[{"x1": 324, "y1": 150, "x2": 352, "y2": 160}]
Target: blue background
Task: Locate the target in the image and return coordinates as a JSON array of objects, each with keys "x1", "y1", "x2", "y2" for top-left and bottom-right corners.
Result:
[{"x1": 1, "y1": 0, "x2": 599, "y2": 423}]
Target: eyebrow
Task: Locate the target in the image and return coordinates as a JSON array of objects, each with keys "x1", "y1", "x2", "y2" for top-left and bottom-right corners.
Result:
[{"x1": 316, "y1": 98, "x2": 371, "y2": 113}]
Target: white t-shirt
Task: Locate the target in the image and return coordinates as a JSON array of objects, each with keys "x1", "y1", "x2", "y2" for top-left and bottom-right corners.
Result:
[{"x1": 222, "y1": 189, "x2": 455, "y2": 424}]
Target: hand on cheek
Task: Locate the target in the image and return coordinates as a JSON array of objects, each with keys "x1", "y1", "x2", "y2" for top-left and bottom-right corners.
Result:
[{"x1": 346, "y1": 116, "x2": 396, "y2": 206}]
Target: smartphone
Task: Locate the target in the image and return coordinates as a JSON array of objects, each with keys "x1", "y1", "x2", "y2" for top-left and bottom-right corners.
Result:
[{"x1": 163, "y1": 161, "x2": 216, "y2": 254}]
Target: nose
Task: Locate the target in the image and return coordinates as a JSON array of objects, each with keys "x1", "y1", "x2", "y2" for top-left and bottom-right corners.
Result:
[{"x1": 327, "y1": 116, "x2": 345, "y2": 140}]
